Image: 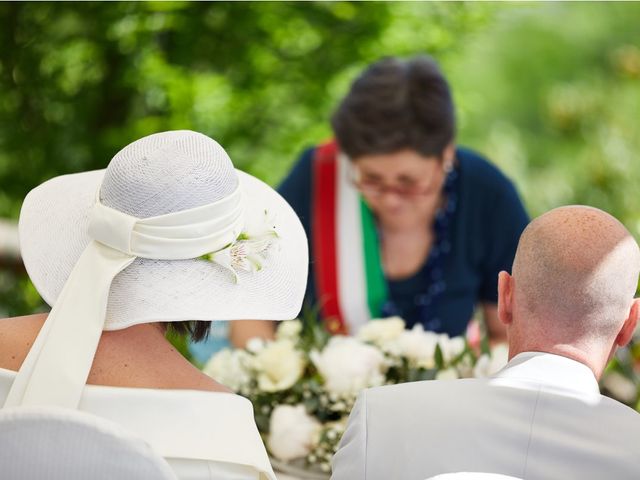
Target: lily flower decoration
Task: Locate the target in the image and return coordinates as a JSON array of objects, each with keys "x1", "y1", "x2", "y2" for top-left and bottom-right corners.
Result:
[{"x1": 202, "y1": 209, "x2": 280, "y2": 283}]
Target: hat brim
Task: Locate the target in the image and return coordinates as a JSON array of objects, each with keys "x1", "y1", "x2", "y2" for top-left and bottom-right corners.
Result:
[{"x1": 19, "y1": 169, "x2": 308, "y2": 330}]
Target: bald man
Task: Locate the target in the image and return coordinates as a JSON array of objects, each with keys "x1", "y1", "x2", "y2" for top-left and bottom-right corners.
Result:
[{"x1": 332, "y1": 206, "x2": 640, "y2": 480}]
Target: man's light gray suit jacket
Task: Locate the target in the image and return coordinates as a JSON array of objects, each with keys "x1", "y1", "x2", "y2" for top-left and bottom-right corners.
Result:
[{"x1": 331, "y1": 352, "x2": 640, "y2": 480}]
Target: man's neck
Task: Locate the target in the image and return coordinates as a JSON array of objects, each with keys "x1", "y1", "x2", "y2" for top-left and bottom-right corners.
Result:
[{"x1": 509, "y1": 343, "x2": 604, "y2": 380}]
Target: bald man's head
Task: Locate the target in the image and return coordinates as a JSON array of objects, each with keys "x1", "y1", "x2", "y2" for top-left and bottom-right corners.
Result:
[{"x1": 511, "y1": 206, "x2": 640, "y2": 345}]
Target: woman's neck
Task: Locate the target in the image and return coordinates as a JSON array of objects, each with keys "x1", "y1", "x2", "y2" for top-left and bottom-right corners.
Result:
[
  {"x1": 92, "y1": 323, "x2": 231, "y2": 392},
  {"x1": 376, "y1": 185, "x2": 449, "y2": 279},
  {"x1": 380, "y1": 226, "x2": 433, "y2": 280}
]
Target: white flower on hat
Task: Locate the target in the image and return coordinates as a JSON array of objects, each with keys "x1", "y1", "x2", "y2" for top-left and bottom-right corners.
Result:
[
  {"x1": 203, "y1": 209, "x2": 279, "y2": 283},
  {"x1": 252, "y1": 339, "x2": 305, "y2": 392},
  {"x1": 202, "y1": 348, "x2": 251, "y2": 392},
  {"x1": 357, "y1": 317, "x2": 406, "y2": 346},
  {"x1": 267, "y1": 404, "x2": 321, "y2": 461},
  {"x1": 311, "y1": 337, "x2": 385, "y2": 396}
]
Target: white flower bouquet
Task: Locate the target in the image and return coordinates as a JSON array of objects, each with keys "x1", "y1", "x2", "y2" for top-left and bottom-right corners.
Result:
[{"x1": 203, "y1": 316, "x2": 508, "y2": 476}]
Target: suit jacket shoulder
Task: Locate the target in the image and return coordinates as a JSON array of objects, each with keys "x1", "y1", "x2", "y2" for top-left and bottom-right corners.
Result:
[{"x1": 332, "y1": 374, "x2": 640, "y2": 480}]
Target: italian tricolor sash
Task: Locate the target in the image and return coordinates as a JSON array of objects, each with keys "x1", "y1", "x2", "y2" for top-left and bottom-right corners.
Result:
[{"x1": 312, "y1": 141, "x2": 388, "y2": 335}]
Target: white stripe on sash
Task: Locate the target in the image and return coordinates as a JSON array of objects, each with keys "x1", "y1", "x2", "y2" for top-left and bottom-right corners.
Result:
[{"x1": 336, "y1": 153, "x2": 371, "y2": 334}]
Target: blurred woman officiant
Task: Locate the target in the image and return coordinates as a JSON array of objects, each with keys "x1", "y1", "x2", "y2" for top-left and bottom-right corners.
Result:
[{"x1": 230, "y1": 55, "x2": 529, "y2": 347}]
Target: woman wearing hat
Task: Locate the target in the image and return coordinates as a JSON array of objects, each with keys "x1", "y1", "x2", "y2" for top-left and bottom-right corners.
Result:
[
  {"x1": 232, "y1": 56, "x2": 529, "y2": 346},
  {"x1": 0, "y1": 131, "x2": 308, "y2": 479}
]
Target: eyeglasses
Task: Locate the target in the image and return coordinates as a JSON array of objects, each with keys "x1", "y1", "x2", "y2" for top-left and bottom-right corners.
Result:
[{"x1": 349, "y1": 165, "x2": 446, "y2": 199}]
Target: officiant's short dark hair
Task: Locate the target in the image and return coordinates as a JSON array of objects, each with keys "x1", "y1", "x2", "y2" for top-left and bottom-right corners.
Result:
[{"x1": 331, "y1": 55, "x2": 455, "y2": 160}]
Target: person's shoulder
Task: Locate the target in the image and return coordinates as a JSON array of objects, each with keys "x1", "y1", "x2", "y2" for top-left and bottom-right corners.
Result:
[
  {"x1": 277, "y1": 144, "x2": 319, "y2": 192},
  {"x1": 298, "y1": 144, "x2": 318, "y2": 164},
  {"x1": 456, "y1": 146, "x2": 516, "y2": 191},
  {"x1": 597, "y1": 398, "x2": 640, "y2": 449},
  {"x1": 596, "y1": 393, "x2": 640, "y2": 423},
  {"x1": 0, "y1": 312, "x2": 48, "y2": 327},
  {"x1": 295, "y1": 143, "x2": 326, "y2": 167},
  {"x1": 456, "y1": 146, "x2": 528, "y2": 224},
  {"x1": 292, "y1": 140, "x2": 337, "y2": 169},
  {"x1": 0, "y1": 313, "x2": 47, "y2": 372},
  {"x1": 365, "y1": 377, "x2": 485, "y2": 408}
]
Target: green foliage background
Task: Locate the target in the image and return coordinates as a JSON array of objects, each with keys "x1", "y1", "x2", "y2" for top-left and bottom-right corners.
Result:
[{"x1": 1, "y1": 2, "x2": 639, "y2": 316}]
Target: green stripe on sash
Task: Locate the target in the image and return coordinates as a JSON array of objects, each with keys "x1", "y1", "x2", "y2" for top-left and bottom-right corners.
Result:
[{"x1": 360, "y1": 198, "x2": 388, "y2": 318}]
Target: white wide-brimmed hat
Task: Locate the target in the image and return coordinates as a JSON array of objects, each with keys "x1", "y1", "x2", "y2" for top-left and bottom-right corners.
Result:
[
  {"x1": 19, "y1": 130, "x2": 308, "y2": 329},
  {"x1": 6, "y1": 130, "x2": 308, "y2": 410}
]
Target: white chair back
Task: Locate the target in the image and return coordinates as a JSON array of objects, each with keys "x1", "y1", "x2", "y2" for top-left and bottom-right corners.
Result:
[{"x1": 0, "y1": 406, "x2": 177, "y2": 480}]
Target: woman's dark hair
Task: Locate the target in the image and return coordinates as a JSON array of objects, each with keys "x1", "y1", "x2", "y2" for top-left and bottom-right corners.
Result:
[
  {"x1": 331, "y1": 55, "x2": 455, "y2": 159},
  {"x1": 167, "y1": 321, "x2": 211, "y2": 343}
]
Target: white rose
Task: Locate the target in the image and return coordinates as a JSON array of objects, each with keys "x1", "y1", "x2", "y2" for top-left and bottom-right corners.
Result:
[
  {"x1": 246, "y1": 337, "x2": 265, "y2": 353},
  {"x1": 435, "y1": 367, "x2": 460, "y2": 380},
  {"x1": 203, "y1": 348, "x2": 251, "y2": 392},
  {"x1": 438, "y1": 334, "x2": 466, "y2": 364},
  {"x1": 455, "y1": 353, "x2": 476, "y2": 378},
  {"x1": 472, "y1": 354, "x2": 492, "y2": 378},
  {"x1": 393, "y1": 325, "x2": 440, "y2": 368},
  {"x1": 276, "y1": 319, "x2": 303, "y2": 341},
  {"x1": 473, "y1": 343, "x2": 509, "y2": 378},
  {"x1": 252, "y1": 340, "x2": 305, "y2": 392},
  {"x1": 311, "y1": 337, "x2": 385, "y2": 396},
  {"x1": 267, "y1": 404, "x2": 321, "y2": 461},
  {"x1": 357, "y1": 317, "x2": 406, "y2": 345}
]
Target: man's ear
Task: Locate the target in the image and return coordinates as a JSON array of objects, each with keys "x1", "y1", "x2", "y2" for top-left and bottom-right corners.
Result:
[
  {"x1": 615, "y1": 298, "x2": 640, "y2": 347},
  {"x1": 497, "y1": 271, "x2": 514, "y2": 326}
]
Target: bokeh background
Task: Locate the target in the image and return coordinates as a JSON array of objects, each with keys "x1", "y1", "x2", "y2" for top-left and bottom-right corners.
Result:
[{"x1": 1, "y1": 1, "x2": 639, "y2": 317}]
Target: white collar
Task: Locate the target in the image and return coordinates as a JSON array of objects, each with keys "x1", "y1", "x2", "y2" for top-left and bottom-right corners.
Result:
[{"x1": 491, "y1": 351, "x2": 600, "y2": 397}]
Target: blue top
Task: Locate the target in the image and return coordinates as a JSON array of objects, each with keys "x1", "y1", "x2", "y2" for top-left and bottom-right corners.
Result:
[{"x1": 278, "y1": 146, "x2": 529, "y2": 337}]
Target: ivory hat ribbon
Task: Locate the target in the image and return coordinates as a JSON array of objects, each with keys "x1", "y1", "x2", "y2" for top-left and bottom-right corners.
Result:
[{"x1": 5, "y1": 183, "x2": 244, "y2": 409}]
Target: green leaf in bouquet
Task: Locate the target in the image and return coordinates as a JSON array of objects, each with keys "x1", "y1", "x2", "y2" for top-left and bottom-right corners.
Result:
[
  {"x1": 456, "y1": 342, "x2": 476, "y2": 364},
  {"x1": 612, "y1": 346, "x2": 636, "y2": 378},
  {"x1": 434, "y1": 343, "x2": 444, "y2": 370},
  {"x1": 384, "y1": 364, "x2": 405, "y2": 384},
  {"x1": 304, "y1": 395, "x2": 321, "y2": 413},
  {"x1": 298, "y1": 378, "x2": 328, "y2": 416},
  {"x1": 255, "y1": 412, "x2": 271, "y2": 434},
  {"x1": 630, "y1": 340, "x2": 640, "y2": 361},
  {"x1": 408, "y1": 368, "x2": 437, "y2": 382},
  {"x1": 480, "y1": 331, "x2": 491, "y2": 356},
  {"x1": 299, "y1": 302, "x2": 331, "y2": 351},
  {"x1": 314, "y1": 404, "x2": 345, "y2": 423}
]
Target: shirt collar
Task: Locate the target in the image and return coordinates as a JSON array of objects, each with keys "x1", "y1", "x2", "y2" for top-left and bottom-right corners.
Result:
[{"x1": 491, "y1": 351, "x2": 600, "y2": 396}]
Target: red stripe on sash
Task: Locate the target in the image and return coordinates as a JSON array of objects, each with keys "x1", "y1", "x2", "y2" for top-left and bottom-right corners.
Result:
[{"x1": 312, "y1": 141, "x2": 348, "y2": 335}]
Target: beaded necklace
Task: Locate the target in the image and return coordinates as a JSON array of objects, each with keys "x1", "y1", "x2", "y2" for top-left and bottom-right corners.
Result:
[{"x1": 379, "y1": 165, "x2": 459, "y2": 331}]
